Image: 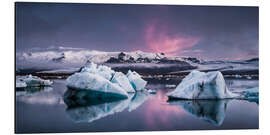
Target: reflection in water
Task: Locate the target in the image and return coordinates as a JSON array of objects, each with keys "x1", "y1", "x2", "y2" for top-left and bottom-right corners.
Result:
[
  {"x1": 16, "y1": 87, "x2": 63, "y2": 105},
  {"x1": 63, "y1": 89, "x2": 149, "y2": 123},
  {"x1": 128, "y1": 91, "x2": 149, "y2": 111},
  {"x1": 168, "y1": 100, "x2": 228, "y2": 126}
]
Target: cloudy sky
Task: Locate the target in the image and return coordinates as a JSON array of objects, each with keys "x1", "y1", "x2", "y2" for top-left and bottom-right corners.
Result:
[{"x1": 16, "y1": 2, "x2": 258, "y2": 60}]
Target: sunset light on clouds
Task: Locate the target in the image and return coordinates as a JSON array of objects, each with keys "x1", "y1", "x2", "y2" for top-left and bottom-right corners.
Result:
[{"x1": 144, "y1": 21, "x2": 200, "y2": 56}]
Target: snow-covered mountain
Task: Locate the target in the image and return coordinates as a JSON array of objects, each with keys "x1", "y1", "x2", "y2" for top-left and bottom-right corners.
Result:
[{"x1": 16, "y1": 47, "x2": 258, "y2": 76}]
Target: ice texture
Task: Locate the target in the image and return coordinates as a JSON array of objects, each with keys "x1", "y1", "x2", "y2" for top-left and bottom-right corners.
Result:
[
  {"x1": 81, "y1": 62, "x2": 114, "y2": 80},
  {"x1": 16, "y1": 79, "x2": 27, "y2": 88},
  {"x1": 111, "y1": 72, "x2": 135, "y2": 93},
  {"x1": 16, "y1": 75, "x2": 53, "y2": 88},
  {"x1": 240, "y1": 87, "x2": 259, "y2": 104},
  {"x1": 66, "y1": 63, "x2": 148, "y2": 98},
  {"x1": 167, "y1": 70, "x2": 239, "y2": 99},
  {"x1": 127, "y1": 70, "x2": 147, "y2": 91},
  {"x1": 66, "y1": 72, "x2": 129, "y2": 99}
]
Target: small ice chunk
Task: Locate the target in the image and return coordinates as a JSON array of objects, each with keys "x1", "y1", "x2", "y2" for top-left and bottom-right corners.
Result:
[
  {"x1": 167, "y1": 70, "x2": 239, "y2": 99},
  {"x1": 126, "y1": 70, "x2": 147, "y2": 91},
  {"x1": 148, "y1": 89, "x2": 156, "y2": 94},
  {"x1": 246, "y1": 76, "x2": 252, "y2": 79},
  {"x1": 111, "y1": 72, "x2": 135, "y2": 93},
  {"x1": 16, "y1": 75, "x2": 53, "y2": 87},
  {"x1": 66, "y1": 72, "x2": 128, "y2": 99},
  {"x1": 242, "y1": 87, "x2": 258, "y2": 97},
  {"x1": 165, "y1": 84, "x2": 176, "y2": 88},
  {"x1": 234, "y1": 74, "x2": 242, "y2": 78}
]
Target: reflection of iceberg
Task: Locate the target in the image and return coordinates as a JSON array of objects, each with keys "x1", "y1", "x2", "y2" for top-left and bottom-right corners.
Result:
[
  {"x1": 128, "y1": 91, "x2": 149, "y2": 111},
  {"x1": 16, "y1": 87, "x2": 63, "y2": 105},
  {"x1": 167, "y1": 70, "x2": 239, "y2": 99},
  {"x1": 169, "y1": 100, "x2": 228, "y2": 126},
  {"x1": 63, "y1": 89, "x2": 149, "y2": 123},
  {"x1": 66, "y1": 99, "x2": 130, "y2": 123}
]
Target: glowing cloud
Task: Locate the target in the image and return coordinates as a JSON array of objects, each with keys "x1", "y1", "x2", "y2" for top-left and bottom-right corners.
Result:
[{"x1": 144, "y1": 22, "x2": 200, "y2": 56}]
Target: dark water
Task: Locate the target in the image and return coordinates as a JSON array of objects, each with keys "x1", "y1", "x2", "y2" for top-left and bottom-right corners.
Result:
[{"x1": 15, "y1": 78, "x2": 259, "y2": 133}]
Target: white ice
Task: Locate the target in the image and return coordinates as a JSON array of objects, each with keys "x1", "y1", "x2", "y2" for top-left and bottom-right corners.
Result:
[
  {"x1": 167, "y1": 70, "x2": 239, "y2": 99},
  {"x1": 16, "y1": 79, "x2": 27, "y2": 88},
  {"x1": 127, "y1": 70, "x2": 147, "y2": 91},
  {"x1": 241, "y1": 87, "x2": 259, "y2": 98},
  {"x1": 111, "y1": 72, "x2": 135, "y2": 93},
  {"x1": 16, "y1": 75, "x2": 53, "y2": 87},
  {"x1": 66, "y1": 63, "x2": 147, "y2": 97},
  {"x1": 66, "y1": 72, "x2": 129, "y2": 99},
  {"x1": 81, "y1": 62, "x2": 114, "y2": 80}
]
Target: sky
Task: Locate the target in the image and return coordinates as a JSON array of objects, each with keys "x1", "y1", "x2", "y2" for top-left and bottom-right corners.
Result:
[{"x1": 16, "y1": 2, "x2": 258, "y2": 60}]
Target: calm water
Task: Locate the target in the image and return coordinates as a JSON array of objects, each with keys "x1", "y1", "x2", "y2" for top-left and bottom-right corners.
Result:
[{"x1": 15, "y1": 78, "x2": 259, "y2": 133}]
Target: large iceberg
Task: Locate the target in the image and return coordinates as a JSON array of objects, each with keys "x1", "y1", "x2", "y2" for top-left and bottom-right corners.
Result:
[
  {"x1": 167, "y1": 70, "x2": 239, "y2": 99},
  {"x1": 169, "y1": 100, "x2": 228, "y2": 126},
  {"x1": 66, "y1": 63, "x2": 147, "y2": 99},
  {"x1": 66, "y1": 72, "x2": 129, "y2": 99},
  {"x1": 16, "y1": 75, "x2": 53, "y2": 88}
]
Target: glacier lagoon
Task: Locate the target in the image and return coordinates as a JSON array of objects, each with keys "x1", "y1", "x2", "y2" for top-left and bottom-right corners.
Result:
[{"x1": 15, "y1": 78, "x2": 258, "y2": 133}]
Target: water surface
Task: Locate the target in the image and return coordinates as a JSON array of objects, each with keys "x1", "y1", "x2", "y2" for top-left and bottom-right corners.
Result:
[{"x1": 15, "y1": 78, "x2": 259, "y2": 133}]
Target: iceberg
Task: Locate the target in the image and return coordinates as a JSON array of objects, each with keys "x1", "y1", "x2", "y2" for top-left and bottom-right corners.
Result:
[
  {"x1": 127, "y1": 70, "x2": 147, "y2": 91},
  {"x1": 66, "y1": 63, "x2": 148, "y2": 98},
  {"x1": 169, "y1": 100, "x2": 228, "y2": 126},
  {"x1": 111, "y1": 72, "x2": 135, "y2": 93},
  {"x1": 16, "y1": 75, "x2": 53, "y2": 88},
  {"x1": 167, "y1": 70, "x2": 239, "y2": 99},
  {"x1": 66, "y1": 72, "x2": 129, "y2": 99}
]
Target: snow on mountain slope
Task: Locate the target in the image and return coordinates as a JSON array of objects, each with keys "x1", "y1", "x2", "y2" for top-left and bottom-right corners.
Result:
[
  {"x1": 16, "y1": 47, "x2": 258, "y2": 75},
  {"x1": 16, "y1": 47, "x2": 197, "y2": 74}
]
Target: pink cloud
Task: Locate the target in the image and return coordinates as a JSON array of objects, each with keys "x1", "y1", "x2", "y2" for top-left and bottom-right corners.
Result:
[{"x1": 144, "y1": 22, "x2": 200, "y2": 56}]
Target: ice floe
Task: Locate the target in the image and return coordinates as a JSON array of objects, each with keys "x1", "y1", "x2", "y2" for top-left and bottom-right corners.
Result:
[
  {"x1": 16, "y1": 75, "x2": 53, "y2": 88},
  {"x1": 167, "y1": 70, "x2": 239, "y2": 99}
]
